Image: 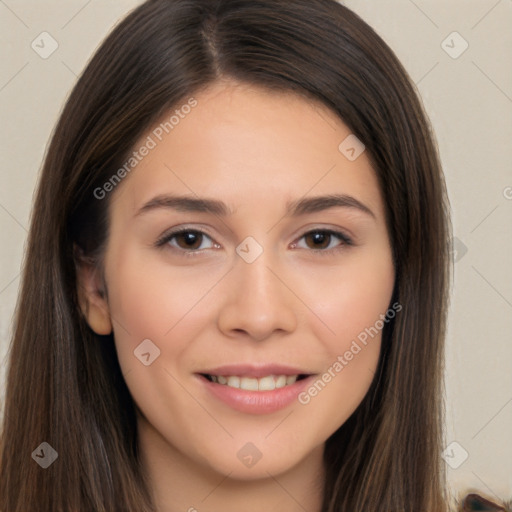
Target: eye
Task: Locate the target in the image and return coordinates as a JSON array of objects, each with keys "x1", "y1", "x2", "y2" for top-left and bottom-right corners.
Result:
[
  {"x1": 155, "y1": 227, "x2": 353, "y2": 257},
  {"x1": 293, "y1": 229, "x2": 353, "y2": 253},
  {"x1": 155, "y1": 228, "x2": 219, "y2": 254}
]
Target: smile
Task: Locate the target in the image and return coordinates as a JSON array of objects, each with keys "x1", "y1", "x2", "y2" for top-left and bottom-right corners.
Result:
[
  {"x1": 203, "y1": 374, "x2": 307, "y2": 391},
  {"x1": 197, "y1": 369, "x2": 315, "y2": 414}
]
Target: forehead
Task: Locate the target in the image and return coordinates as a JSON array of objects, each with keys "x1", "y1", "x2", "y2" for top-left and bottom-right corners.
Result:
[{"x1": 110, "y1": 80, "x2": 385, "y2": 221}]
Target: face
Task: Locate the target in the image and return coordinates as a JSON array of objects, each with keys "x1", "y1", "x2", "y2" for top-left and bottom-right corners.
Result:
[{"x1": 79, "y1": 80, "x2": 395, "y2": 481}]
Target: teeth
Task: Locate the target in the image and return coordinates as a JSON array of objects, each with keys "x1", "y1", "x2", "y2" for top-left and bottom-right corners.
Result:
[
  {"x1": 258, "y1": 375, "x2": 275, "y2": 391},
  {"x1": 227, "y1": 376, "x2": 240, "y2": 388},
  {"x1": 240, "y1": 377, "x2": 259, "y2": 390},
  {"x1": 208, "y1": 374, "x2": 301, "y2": 391},
  {"x1": 286, "y1": 375, "x2": 298, "y2": 385},
  {"x1": 276, "y1": 375, "x2": 287, "y2": 388}
]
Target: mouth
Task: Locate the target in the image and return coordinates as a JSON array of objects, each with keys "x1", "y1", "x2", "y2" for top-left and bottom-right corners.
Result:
[
  {"x1": 200, "y1": 373, "x2": 310, "y2": 391},
  {"x1": 195, "y1": 364, "x2": 316, "y2": 414}
]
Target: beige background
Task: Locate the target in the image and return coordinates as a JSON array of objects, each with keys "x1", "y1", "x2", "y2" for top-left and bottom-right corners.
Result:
[{"x1": 0, "y1": 0, "x2": 511, "y2": 504}]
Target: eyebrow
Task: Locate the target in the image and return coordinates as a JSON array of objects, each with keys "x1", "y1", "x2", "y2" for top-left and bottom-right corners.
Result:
[{"x1": 134, "y1": 193, "x2": 375, "y2": 219}]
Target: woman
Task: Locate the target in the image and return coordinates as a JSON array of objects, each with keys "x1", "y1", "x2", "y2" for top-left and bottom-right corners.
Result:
[{"x1": 0, "y1": 0, "x2": 453, "y2": 510}]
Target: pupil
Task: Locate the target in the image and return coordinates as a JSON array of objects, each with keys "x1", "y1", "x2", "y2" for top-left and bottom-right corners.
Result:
[
  {"x1": 180, "y1": 232, "x2": 200, "y2": 248},
  {"x1": 309, "y1": 232, "x2": 328, "y2": 248}
]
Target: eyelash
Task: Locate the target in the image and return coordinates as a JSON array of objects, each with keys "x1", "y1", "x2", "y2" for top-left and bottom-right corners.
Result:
[{"x1": 154, "y1": 227, "x2": 353, "y2": 258}]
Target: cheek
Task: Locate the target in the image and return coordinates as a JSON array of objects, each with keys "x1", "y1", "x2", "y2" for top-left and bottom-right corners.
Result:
[
  {"x1": 103, "y1": 251, "x2": 220, "y2": 425},
  {"x1": 297, "y1": 345, "x2": 379, "y2": 442},
  {"x1": 294, "y1": 248, "x2": 394, "y2": 413},
  {"x1": 103, "y1": 247, "x2": 234, "y2": 403},
  {"x1": 106, "y1": 248, "x2": 220, "y2": 342},
  {"x1": 301, "y1": 252, "x2": 393, "y2": 422},
  {"x1": 301, "y1": 247, "x2": 395, "y2": 350}
]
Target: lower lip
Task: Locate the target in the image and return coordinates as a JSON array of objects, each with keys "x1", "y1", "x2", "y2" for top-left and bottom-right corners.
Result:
[{"x1": 197, "y1": 374, "x2": 315, "y2": 415}]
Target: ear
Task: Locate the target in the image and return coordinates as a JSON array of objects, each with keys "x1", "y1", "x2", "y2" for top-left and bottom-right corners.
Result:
[{"x1": 74, "y1": 245, "x2": 113, "y2": 335}]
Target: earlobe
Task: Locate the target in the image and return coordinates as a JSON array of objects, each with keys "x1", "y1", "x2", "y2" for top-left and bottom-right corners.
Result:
[{"x1": 75, "y1": 247, "x2": 113, "y2": 335}]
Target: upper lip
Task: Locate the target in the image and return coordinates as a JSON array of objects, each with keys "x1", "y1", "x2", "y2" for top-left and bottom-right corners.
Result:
[{"x1": 198, "y1": 364, "x2": 314, "y2": 379}]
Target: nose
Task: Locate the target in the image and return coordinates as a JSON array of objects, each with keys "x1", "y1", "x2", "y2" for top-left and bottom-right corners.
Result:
[{"x1": 216, "y1": 251, "x2": 299, "y2": 341}]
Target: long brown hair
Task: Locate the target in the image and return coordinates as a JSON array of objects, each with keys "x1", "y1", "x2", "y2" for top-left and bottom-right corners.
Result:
[{"x1": 0, "y1": 0, "x2": 451, "y2": 510}]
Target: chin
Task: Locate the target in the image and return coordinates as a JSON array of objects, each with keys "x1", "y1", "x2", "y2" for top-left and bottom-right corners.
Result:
[
  {"x1": 195, "y1": 440, "x2": 316, "y2": 482},
  {"x1": 210, "y1": 458, "x2": 296, "y2": 482}
]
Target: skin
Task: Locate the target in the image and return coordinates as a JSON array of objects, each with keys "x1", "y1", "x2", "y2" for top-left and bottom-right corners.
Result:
[{"x1": 78, "y1": 79, "x2": 395, "y2": 512}]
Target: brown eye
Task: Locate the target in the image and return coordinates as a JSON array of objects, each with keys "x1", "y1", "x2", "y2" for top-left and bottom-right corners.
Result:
[
  {"x1": 303, "y1": 231, "x2": 333, "y2": 249},
  {"x1": 156, "y1": 229, "x2": 217, "y2": 253},
  {"x1": 296, "y1": 229, "x2": 352, "y2": 252},
  {"x1": 173, "y1": 231, "x2": 204, "y2": 250}
]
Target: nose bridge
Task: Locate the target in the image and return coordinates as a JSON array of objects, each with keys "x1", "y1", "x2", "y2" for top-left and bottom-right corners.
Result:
[
  {"x1": 216, "y1": 242, "x2": 298, "y2": 339},
  {"x1": 233, "y1": 246, "x2": 282, "y2": 310},
  {"x1": 233, "y1": 234, "x2": 280, "y2": 295}
]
